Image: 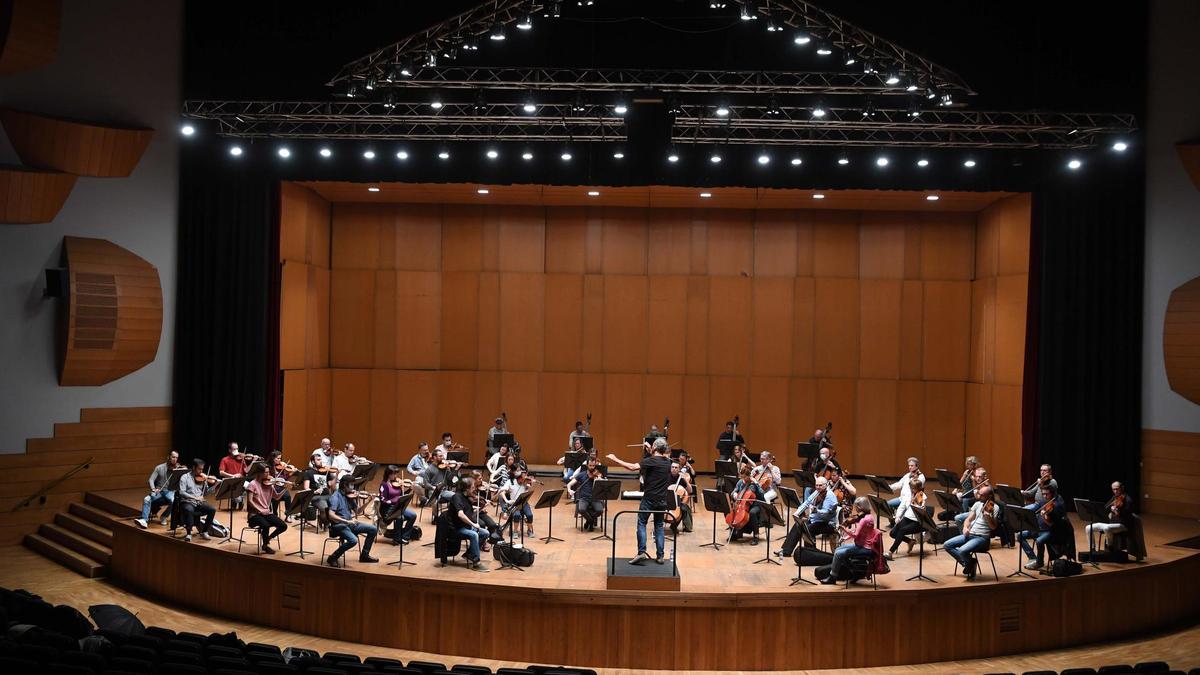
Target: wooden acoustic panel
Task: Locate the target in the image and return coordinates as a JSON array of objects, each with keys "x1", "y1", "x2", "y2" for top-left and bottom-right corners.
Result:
[
  {"x1": 0, "y1": 108, "x2": 153, "y2": 177},
  {"x1": 1141, "y1": 428, "x2": 1200, "y2": 516},
  {"x1": 0, "y1": 164, "x2": 75, "y2": 223},
  {"x1": 59, "y1": 237, "x2": 162, "y2": 386},
  {"x1": 1163, "y1": 276, "x2": 1200, "y2": 405},
  {"x1": 0, "y1": 0, "x2": 61, "y2": 75}
]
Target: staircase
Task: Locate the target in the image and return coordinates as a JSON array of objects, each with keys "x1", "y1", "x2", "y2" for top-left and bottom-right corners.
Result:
[{"x1": 22, "y1": 492, "x2": 138, "y2": 578}]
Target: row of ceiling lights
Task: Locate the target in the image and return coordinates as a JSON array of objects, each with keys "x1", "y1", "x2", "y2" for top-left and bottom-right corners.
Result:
[{"x1": 362, "y1": 184, "x2": 944, "y2": 202}]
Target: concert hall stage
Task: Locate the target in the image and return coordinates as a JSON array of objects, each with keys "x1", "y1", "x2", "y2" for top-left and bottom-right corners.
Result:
[{"x1": 94, "y1": 484, "x2": 1200, "y2": 672}]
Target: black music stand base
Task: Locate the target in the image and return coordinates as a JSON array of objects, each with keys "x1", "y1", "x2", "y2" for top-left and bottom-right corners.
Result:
[
  {"x1": 286, "y1": 517, "x2": 315, "y2": 559},
  {"x1": 904, "y1": 536, "x2": 937, "y2": 583},
  {"x1": 752, "y1": 522, "x2": 781, "y2": 566},
  {"x1": 700, "y1": 510, "x2": 724, "y2": 550},
  {"x1": 1007, "y1": 541, "x2": 1036, "y2": 579},
  {"x1": 388, "y1": 540, "x2": 416, "y2": 567},
  {"x1": 591, "y1": 499, "x2": 612, "y2": 542},
  {"x1": 789, "y1": 538, "x2": 815, "y2": 586}
]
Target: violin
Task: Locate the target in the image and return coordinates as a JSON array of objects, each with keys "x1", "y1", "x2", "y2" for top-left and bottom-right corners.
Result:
[
  {"x1": 195, "y1": 472, "x2": 218, "y2": 485},
  {"x1": 1039, "y1": 498, "x2": 1056, "y2": 526},
  {"x1": 1111, "y1": 493, "x2": 1125, "y2": 518}
]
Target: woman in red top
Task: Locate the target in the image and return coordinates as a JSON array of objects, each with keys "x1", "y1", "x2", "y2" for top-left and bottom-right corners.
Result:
[{"x1": 818, "y1": 496, "x2": 877, "y2": 584}]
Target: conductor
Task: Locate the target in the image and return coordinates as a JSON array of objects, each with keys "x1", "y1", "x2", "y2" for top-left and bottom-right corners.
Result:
[{"x1": 608, "y1": 438, "x2": 673, "y2": 566}]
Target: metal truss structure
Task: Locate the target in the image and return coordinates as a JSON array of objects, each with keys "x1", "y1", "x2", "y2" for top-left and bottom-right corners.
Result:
[{"x1": 182, "y1": 99, "x2": 1135, "y2": 150}]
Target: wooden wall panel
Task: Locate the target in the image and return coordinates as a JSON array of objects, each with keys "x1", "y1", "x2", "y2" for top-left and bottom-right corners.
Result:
[
  {"x1": 329, "y1": 270, "x2": 375, "y2": 367},
  {"x1": 920, "y1": 213, "x2": 975, "y2": 280},
  {"x1": 812, "y1": 211, "x2": 860, "y2": 277},
  {"x1": 279, "y1": 262, "x2": 308, "y2": 370},
  {"x1": 331, "y1": 204, "x2": 381, "y2": 270},
  {"x1": 899, "y1": 281, "x2": 924, "y2": 380},
  {"x1": 969, "y1": 278, "x2": 996, "y2": 384},
  {"x1": 577, "y1": 373, "x2": 606, "y2": 448},
  {"x1": 749, "y1": 377, "x2": 789, "y2": 459},
  {"x1": 922, "y1": 280, "x2": 971, "y2": 381},
  {"x1": 681, "y1": 375, "x2": 711, "y2": 459},
  {"x1": 580, "y1": 275, "x2": 605, "y2": 372},
  {"x1": 751, "y1": 277, "x2": 794, "y2": 376},
  {"x1": 281, "y1": 370, "x2": 309, "y2": 457},
  {"x1": 996, "y1": 194, "x2": 1032, "y2": 276},
  {"x1": 604, "y1": 373, "x2": 645, "y2": 450},
  {"x1": 280, "y1": 182, "x2": 330, "y2": 265},
  {"x1": 858, "y1": 213, "x2": 907, "y2": 279},
  {"x1": 441, "y1": 205, "x2": 484, "y2": 272},
  {"x1": 308, "y1": 268, "x2": 330, "y2": 369},
  {"x1": 0, "y1": 108, "x2": 152, "y2": 178},
  {"x1": 601, "y1": 208, "x2": 647, "y2": 275},
  {"x1": 543, "y1": 274, "x2": 584, "y2": 372},
  {"x1": 752, "y1": 211, "x2": 798, "y2": 277},
  {"x1": 685, "y1": 276, "x2": 710, "y2": 375},
  {"x1": 923, "y1": 381, "x2": 966, "y2": 473},
  {"x1": 647, "y1": 209, "x2": 695, "y2": 276},
  {"x1": 706, "y1": 210, "x2": 754, "y2": 276},
  {"x1": 368, "y1": 370, "x2": 397, "y2": 455},
  {"x1": 643, "y1": 375, "x2": 684, "y2": 449},
  {"x1": 539, "y1": 373, "x2": 579, "y2": 458},
  {"x1": 393, "y1": 271, "x2": 441, "y2": 369},
  {"x1": 306, "y1": 369, "x2": 331, "y2": 449},
  {"x1": 330, "y1": 370, "x2": 371, "y2": 447},
  {"x1": 440, "y1": 272, "x2": 479, "y2": 370},
  {"x1": 647, "y1": 276, "x2": 687, "y2": 374},
  {"x1": 394, "y1": 371, "x2": 437, "y2": 448},
  {"x1": 496, "y1": 205, "x2": 545, "y2": 273},
  {"x1": 965, "y1": 383, "x2": 994, "y2": 472},
  {"x1": 707, "y1": 276, "x2": 752, "y2": 376},
  {"x1": 544, "y1": 207, "x2": 587, "y2": 274},
  {"x1": 709, "y1": 376, "x2": 750, "y2": 448},
  {"x1": 435, "y1": 372, "x2": 476, "y2": 444},
  {"x1": 1142, "y1": 429, "x2": 1200, "y2": 516},
  {"x1": 895, "y1": 380, "x2": 925, "y2": 468},
  {"x1": 386, "y1": 204, "x2": 442, "y2": 271},
  {"x1": 814, "y1": 278, "x2": 860, "y2": 378},
  {"x1": 476, "y1": 273, "x2": 500, "y2": 370},
  {"x1": 499, "y1": 273, "x2": 545, "y2": 372},
  {"x1": 472, "y1": 371, "x2": 501, "y2": 454},
  {"x1": 989, "y1": 384, "x2": 1023, "y2": 486},
  {"x1": 0, "y1": 165, "x2": 75, "y2": 224},
  {"x1": 815, "y1": 379, "x2": 857, "y2": 467},
  {"x1": 794, "y1": 211, "x2": 815, "y2": 277},
  {"x1": 791, "y1": 278, "x2": 815, "y2": 377},
  {"x1": 372, "y1": 272, "x2": 397, "y2": 369},
  {"x1": 858, "y1": 279, "x2": 902, "y2": 379},
  {"x1": 500, "y1": 371, "x2": 542, "y2": 462},
  {"x1": 855, "y1": 379, "x2": 898, "y2": 472},
  {"x1": 994, "y1": 274, "x2": 1028, "y2": 386},
  {"x1": 786, "y1": 378, "x2": 817, "y2": 469},
  {"x1": 601, "y1": 275, "x2": 648, "y2": 373}
]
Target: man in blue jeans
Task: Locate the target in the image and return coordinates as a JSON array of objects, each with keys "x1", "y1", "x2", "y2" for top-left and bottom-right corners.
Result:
[
  {"x1": 944, "y1": 485, "x2": 1000, "y2": 579},
  {"x1": 608, "y1": 438, "x2": 674, "y2": 565},
  {"x1": 135, "y1": 450, "x2": 180, "y2": 529},
  {"x1": 1020, "y1": 484, "x2": 1066, "y2": 570},
  {"x1": 326, "y1": 476, "x2": 378, "y2": 566},
  {"x1": 448, "y1": 477, "x2": 490, "y2": 571}
]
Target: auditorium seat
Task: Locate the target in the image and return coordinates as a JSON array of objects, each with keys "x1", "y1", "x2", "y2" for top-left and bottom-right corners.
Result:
[
  {"x1": 105, "y1": 656, "x2": 154, "y2": 674},
  {"x1": 325, "y1": 651, "x2": 362, "y2": 663},
  {"x1": 46, "y1": 664, "x2": 96, "y2": 675},
  {"x1": 407, "y1": 661, "x2": 448, "y2": 673},
  {"x1": 1136, "y1": 663, "x2": 1171, "y2": 673},
  {"x1": 364, "y1": 657, "x2": 405, "y2": 669},
  {"x1": 307, "y1": 667, "x2": 351, "y2": 675},
  {"x1": 114, "y1": 645, "x2": 158, "y2": 663},
  {"x1": 247, "y1": 642, "x2": 283, "y2": 656},
  {"x1": 1062, "y1": 669, "x2": 1098, "y2": 675},
  {"x1": 1099, "y1": 666, "x2": 1135, "y2": 674},
  {"x1": 495, "y1": 669, "x2": 535, "y2": 675},
  {"x1": 175, "y1": 632, "x2": 208, "y2": 646},
  {"x1": 452, "y1": 665, "x2": 493, "y2": 675},
  {"x1": 256, "y1": 664, "x2": 297, "y2": 675},
  {"x1": 143, "y1": 627, "x2": 175, "y2": 642},
  {"x1": 1022, "y1": 671, "x2": 1056, "y2": 675},
  {"x1": 1, "y1": 657, "x2": 39, "y2": 672},
  {"x1": 56, "y1": 650, "x2": 106, "y2": 671},
  {"x1": 162, "y1": 664, "x2": 205, "y2": 675}
]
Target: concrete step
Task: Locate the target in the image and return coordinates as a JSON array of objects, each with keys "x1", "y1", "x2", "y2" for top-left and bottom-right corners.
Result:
[
  {"x1": 23, "y1": 533, "x2": 107, "y2": 578},
  {"x1": 68, "y1": 501, "x2": 120, "y2": 528},
  {"x1": 38, "y1": 523, "x2": 111, "y2": 565},
  {"x1": 55, "y1": 511, "x2": 113, "y2": 547},
  {"x1": 85, "y1": 491, "x2": 140, "y2": 518}
]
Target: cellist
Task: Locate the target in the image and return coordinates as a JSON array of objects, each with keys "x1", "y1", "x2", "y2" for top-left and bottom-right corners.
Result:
[{"x1": 728, "y1": 465, "x2": 765, "y2": 544}]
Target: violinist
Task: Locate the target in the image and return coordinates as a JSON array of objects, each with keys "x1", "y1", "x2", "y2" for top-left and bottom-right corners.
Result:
[
  {"x1": 218, "y1": 442, "x2": 253, "y2": 508},
  {"x1": 434, "y1": 431, "x2": 463, "y2": 456},
  {"x1": 716, "y1": 419, "x2": 745, "y2": 461},
  {"x1": 779, "y1": 475, "x2": 837, "y2": 558},
  {"x1": 136, "y1": 450, "x2": 180, "y2": 529},
  {"x1": 423, "y1": 448, "x2": 461, "y2": 502},
  {"x1": 567, "y1": 458, "x2": 605, "y2": 531},
  {"x1": 335, "y1": 442, "x2": 371, "y2": 479},
  {"x1": 466, "y1": 469, "x2": 502, "y2": 548},
  {"x1": 499, "y1": 469, "x2": 536, "y2": 538},
  {"x1": 312, "y1": 437, "x2": 333, "y2": 467},
  {"x1": 944, "y1": 485, "x2": 999, "y2": 579},
  {"x1": 954, "y1": 467, "x2": 990, "y2": 525},
  {"x1": 668, "y1": 460, "x2": 694, "y2": 534},
  {"x1": 885, "y1": 476, "x2": 926, "y2": 560},
  {"x1": 887, "y1": 457, "x2": 926, "y2": 510},
  {"x1": 267, "y1": 450, "x2": 295, "y2": 517},
  {"x1": 406, "y1": 442, "x2": 432, "y2": 506},
  {"x1": 486, "y1": 416, "x2": 508, "y2": 460},
  {"x1": 177, "y1": 458, "x2": 218, "y2": 542},
  {"x1": 244, "y1": 466, "x2": 288, "y2": 554},
  {"x1": 378, "y1": 465, "x2": 417, "y2": 545},
  {"x1": 828, "y1": 468, "x2": 857, "y2": 506},
  {"x1": 750, "y1": 451, "x2": 782, "y2": 503},
  {"x1": 817, "y1": 496, "x2": 878, "y2": 584},
  {"x1": 1022, "y1": 464, "x2": 1059, "y2": 504},
  {"x1": 953, "y1": 456, "x2": 980, "y2": 504},
  {"x1": 326, "y1": 476, "x2": 379, "y2": 566},
  {"x1": 1019, "y1": 484, "x2": 1066, "y2": 570},
  {"x1": 448, "y1": 477, "x2": 490, "y2": 571},
  {"x1": 1086, "y1": 481, "x2": 1135, "y2": 548},
  {"x1": 730, "y1": 464, "x2": 766, "y2": 544},
  {"x1": 487, "y1": 443, "x2": 510, "y2": 476},
  {"x1": 301, "y1": 452, "x2": 334, "y2": 521}
]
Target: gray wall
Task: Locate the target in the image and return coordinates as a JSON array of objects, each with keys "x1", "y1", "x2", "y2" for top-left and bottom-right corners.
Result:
[
  {"x1": 0, "y1": 0, "x2": 182, "y2": 451},
  {"x1": 1143, "y1": 0, "x2": 1200, "y2": 432}
]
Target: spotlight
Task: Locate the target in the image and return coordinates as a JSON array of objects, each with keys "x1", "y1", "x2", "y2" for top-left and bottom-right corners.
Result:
[
  {"x1": 917, "y1": 158, "x2": 929, "y2": 167},
  {"x1": 472, "y1": 89, "x2": 487, "y2": 113},
  {"x1": 363, "y1": 150, "x2": 376, "y2": 159},
  {"x1": 885, "y1": 72, "x2": 901, "y2": 86},
  {"x1": 477, "y1": 188, "x2": 490, "y2": 194},
  {"x1": 368, "y1": 186, "x2": 381, "y2": 193},
  {"x1": 522, "y1": 149, "x2": 534, "y2": 160},
  {"x1": 811, "y1": 104, "x2": 827, "y2": 118},
  {"x1": 560, "y1": 149, "x2": 573, "y2": 161},
  {"x1": 319, "y1": 147, "x2": 332, "y2": 158},
  {"x1": 710, "y1": 1, "x2": 727, "y2": 8},
  {"x1": 926, "y1": 87, "x2": 938, "y2": 100},
  {"x1": 667, "y1": 96, "x2": 683, "y2": 116},
  {"x1": 793, "y1": 31, "x2": 811, "y2": 45},
  {"x1": 939, "y1": 93, "x2": 954, "y2": 107},
  {"x1": 523, "y1": 94, "x2": 537, "y2": 113},
  {"x1": 766, "y1": 13, "x2": 781, "y2": 32},
  {"x1": 490, "y1": 20, "x2": 506, "y2": 40},
  {"x1": 396, "y1": 150, "x2": 409, "y2": 160},
  {"x1": 612, "y1": 149, "x2": 625, "y2": 159},
  {"x1": 812, "y1": 193, "x2": 825, "y2": 199},
  {"x1": 926, "y1": 195, "x2": 940, "y2": 201},
  {"x1": 757, "y1": 151, "x2": 770, "y2": 165},
  {"x1": 700, "y1": 192, "x2": 713, "y2": 198},
  {"x1": 577, "y1": 0, "x2": 594, "y2": 5},
  {"x1": 571, "y1": 93, "x2": 587, "y2": 113},
  {"x1": 430, "y1": 100, "x2": 444, "y2": 110},
  {"x1": 180, "y1": 124, "x2": 195, "y2": 136},
  {"x1": 715, "y1": 104, "x2": 730, "y2": 117},
  {"x1": 517, "y1": 11, "x2": 533, "y2": 30},
  {"x1": 1112, "y1": 141, "x2": 1128, "y2": 152},
  {"x1": 844, "y1": 52, "x2": 858, "y2": 66},
  {"x1": 277, "y1": 147, "x2": 291, "y2": 159},
  {"x1": 442, "y1": 43, "x2": 459, "y2": 60},
  {"x1": 423, "y1": 51, "x2": 437, "y2": 68},
  {"x1": 876, "y1": 156, "x2": 889, "y2": 167},
  {"x1": 364, "y1": 75, "x2": 376, "y2": 91},
  {"x1": 384, "y1": 64, "x2": 400, "y2": 82},
  {"x1": 816, "y1": 45, "x2": 833, "y2": 56},
  {"x1": 963, "y1": 159, "x2": 976, "y2": 168},
  {"x1": 382, "y1": 92, "x2": 396, "y2": 108},
  {"x1": 739, "y1": 2, "x2": 755, "y2": 21},
  {"x1": 907, "y1": 100, "x2": 923, "y2": 119},
  {"x1": 710, "y1": 152, "x2": 722, "y2": 164},
  {"x1": 1067, "y1": 158, "x2": 1082, "y2": 170},
  {"x1": 766, "y1": 95, "x2": 783, "y2": 117},
  {"x1": 587, "y1": 190, "x2": 600, "y2": 196},
  {"x1": 345, "y1": 83, "x2": 360, "y2": 98},
  {"x1": 667, "y1": 147, "x2": 680, "y2": 163},
  {"x1": 862, "y1": 60, "x2": 877, "y2": 75},
  {"x1": 860, "y1": 99, "x2": 876, "y2": 118},
  {"x1": 400, "y1": 60, "x2": 414, "y2": 77},
  {"x1": 614, "y1": 99, "x2": 628, "y2": 115},
  {"x1": 837, "y1": 155, "x2": 850, "y2": 165},
  {"x1": 438, "y1": 149, "x2": 451, "y2": 160},
  {"x1": 462, "y1": 37, "x2": 479, "y2": 51},
  {"x1": 790, "y1": 157, "x2": 802, "y2": 166},
  {"x1": 228, "y1": 145, "x2": 242, "y2": 157},
  {"x1": 486, "y1": 148, "x2": 499, "y2": 159},
  {"x1": 544, "y1": 1, "x2": 562, "y2": 17}
]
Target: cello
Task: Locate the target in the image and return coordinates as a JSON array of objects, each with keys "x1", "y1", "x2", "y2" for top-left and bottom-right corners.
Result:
[{"x1": 726, "y1": 474, "x2": 756, "y2": 530}]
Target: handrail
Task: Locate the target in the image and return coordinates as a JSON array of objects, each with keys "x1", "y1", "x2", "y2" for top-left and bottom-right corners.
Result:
[
  {"x1": 610, "y1": 508, "x2": 679, "y2": 577},
  {"x1": 11, "y1": 457, "x2": 92, "y2": 512}
]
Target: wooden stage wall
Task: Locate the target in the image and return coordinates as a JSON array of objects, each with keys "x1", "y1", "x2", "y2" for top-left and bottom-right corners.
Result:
[
  {"x1": 110, "y1": 523, "x2": 1200, "y2": 671},
  {"x1": 1142, "y1": 428, "x2": 1200, "y2": 516},
  {"x1": 279, "y1": 183, "x2": 1030, "y2": 481}
]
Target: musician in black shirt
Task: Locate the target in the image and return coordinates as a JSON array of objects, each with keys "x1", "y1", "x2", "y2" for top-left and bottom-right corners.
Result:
[
  {"x1": 447, "y1": 477, "x2": 490, "y2": 571},
  {"x1": 715, "y1": 420, "x2": 745, "y2": 460},
  {"x1": 608, "y1": 438, "x2": 673, "y2": 565}
]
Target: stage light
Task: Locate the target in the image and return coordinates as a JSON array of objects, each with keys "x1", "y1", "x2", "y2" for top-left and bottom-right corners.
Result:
[
  {"x1": 811, "y1": 104, "x2": 827, "y2": 118},
  {"x1": 486, "y1": 148, "x2": 499, "y2": 159},
  {"x1": 544, "y1": 1, "x2": 562, "y2": 17},
  {"x1": 522, "y1": 149, "x2": 534, "y2": 160},
  {"x1": 837, "y1": 155, "x2": 850, "y2": 165},
  {"x1": 477, "y1": 188, "x2": 490, "y2": 194},
  {"x1": 862, "y1": 60, "x2": 877, "y2": 75},
  {"x1": 463, "y1": 37, "x2": 479, "y2": 51},
  {"x1": 667, "y1": 96, "x2": 683, "y2": 116},
  {"x1": 926, "y1": 87, "x2": 938, "y2": 100},
  {"x1": 1067, "y1": 158, "x2": 1082, "y2": 170},
  {"x1": 430, "y1": 100, "x2": 443, "y2": 110},
  {"x1": 757, "y1": 151, "x2": 770, "y2": 165},
  {"x1": 442, "y1": 43, "x2": 459, "y2": 61},
  {"x1": 472, "y1": 89, "x2": 487, "y2": 113},
  {"x1": 667, "y1": 147, "x2": 680, "y2": 163},
  {"x1": 1112, "y1": 141, "x2": 1128, "y2": 152},
  {"x1": 228, "y1": 145, "x2": 242, "y2": 157},
  {"x1": 424, "y1": 51, "x2": 437, "y2": 68},
  {"x1": 793, "y1": 31, "x2": 811, "y2": 45},
  {"x1": 613, "y1": 149, "x2": 625, "y2": 159},
  {"x1": 345, "y1": 83, "x2": 360, "y2": 98},
  {"x1": 368, "y1": 186, "x2": 381, "y2": 193},
  {"x1": 739, "y1": 2, "x2": 755, "y2": 21},
  {"x1": 517, "y1": 11, "x2": 533, "y2": 30},
  {"x1": 571, "y1": 93, "x2": 587, "y2": 113},
  {"x1": 963, "y1": 159, "x2": 976, "y2": 168},
  {"x1": 363, "y1": 149, "x2": 376, "y2": 159},
  {"x1": 490, "y1": 20, "x2": 506, "y2": 40},
  {"x1": 907, "y1": 101, "x2": 922, "y2": 119},
  {"x1": 860, "y1": 99, "x2": 876, "y2": 118},
  {"x1": 816, "y1": 45, "x2": 832, "y2": 56},
  {"x1": 560, "y1": 149, "x2": 573, "y2": 161},
  {"x1": 844, "y1": 52, "x2": 858, "y2": 66},
  {"x1": 319, "y1": 147, "x2": 332, "y2": 158},
  {"x1": 926, "y1": 194, "x2": 940, "y2": 201},
  {"x1": 396, "y1": 150, "x2": 409, "y2": 160},
  {"x1": 885, "y1": 72, "x2": 901, "y2": 86},
  {"x1": 766, "y1": 12, "x2": 781, "y2": 32},
  {"x1": 766, "y1": 95, "x2": 783, "y2": 117},
  {"x1": 523, "y1": 94, "x2": 537, "y2": 113},
  {"x1": 180, "y1": 124, "x2": 195, "y2": 136},
  {"x1": 588, "y1": 190, "x2": 600, "y2": 196},
  {"x1": 277, "y1": 147, "x2": 291, "y2": 159},
  {"x1": 715, "y1": 104, "x2": 730, "y2": 117},
  {"x1": 382, "y1": 92, "x2": 396, "y2": 108},
  {"x1": 700, "y1": 192, "x2": 713, "y2": 198},
  {"x1": 876, "y1": 156, "x2": 889, "y2": 167},
  {"x1": 400, "y1": 60, "x2": 414, "y2": 77},
  {"x1": 384, "y1": 64, "x2": 399, "y2": 82},
  {"x1": 578, "y1": 0, "x2": 594, "y2": 5},
  {"x1": 438, "y1": 149, "x2": 451, "y2": 160},
  {"x1": 364, "y1": 75, "x2": 377, "y2": 91},
  {"x1": 917, "y1": 158, "x2": 929, "y2": 167},
  {"x1": 812, "y1": 193, "x2": 825, "y2": 199},
  {"x1": 614, "y1": 100, "x2": 628, "y2": 115},
  {"x1": 709, "y1": 2, "x2": 727, "y2": 8},
  {"x1": 939, "y1": 93, "x2": 954, "y2": 107},
  {"x1": 790, "y1": 157, "x2": 802, "y2": 166},
  {"x1": 710, "y1": 152, "x2": 722, "y2": 164}
]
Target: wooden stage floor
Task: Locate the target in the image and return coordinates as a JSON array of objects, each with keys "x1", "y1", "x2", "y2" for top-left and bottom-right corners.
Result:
[{"x1": 97, "y1": 478, "x2": 1200, "y2": 593}]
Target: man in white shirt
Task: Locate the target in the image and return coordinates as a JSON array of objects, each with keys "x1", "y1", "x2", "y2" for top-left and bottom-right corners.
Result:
[
  {"x1": 750, "y1": 451, "x2": 782, "y2": 502},
  {"x1": 887, "y1": 456, "x2": 926, "y2": 510},
  {"x1": 944, "y1": 485, "x2": 1000, "y2": 579},
  {"x1": 312, "y1": 437, "x2": 333, "y2": 467}
]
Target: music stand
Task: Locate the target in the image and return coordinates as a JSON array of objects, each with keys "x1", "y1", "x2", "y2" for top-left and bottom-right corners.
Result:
[
  {"x1": 448, "y1": 451, "x2": 470, "y2": 464},
  {"x1": 867, "y1": 494, "x2": 896, "y2": 526},
  {"x1": 714, "y1": 460, "x2": 737, "y2": 492},
  {"x1": 994, "y1": 484, "x2": 1025, "y2": 508},
  {"x1": 792, "y1": 470, "x2": 816, "y2": 495},
  {"x1": 789, "y1": 517, "x2": 816, "y2": 586},
  {"x1": 350, "y1": 462, "x2": 378, "y2": 486},
  {"x1": 1073, "y1": 498, "x2": 1107, "y2": 569},
  {"x1": 1004, "y1": 505, "x2": 1040, "y2": 579},
  {"x1": 384, "y1": 493, "x2": 416, "y2": 568},
  {"x1": 906, "y1": 507, "x2": 940, "y2": 583},
  {"x1": 535, "y1": 489, "x2": 565, "y2": 543},
  {"x1": 578, "y1": 436, "x2": 594, "y2": 451},
  {"x1": 213, "y1": 477, "x2": 246, "y2": 544},
  {"x1": 563, "y1": 451, "x2": 586, "y2": 472},
  {"x1": 590, "y1": 479, "x2": 622, "y2": 541},
  {"x1": 796, "y1": 442, "x2": 819, "y2": 468},
  {"x1": 716, "y1": 439, "x2": 737, "y2": 459},
  {"x1": 753, "y1": 501, "x2": 785, "y2": 566},
  {"x1": 699, "y1": 489, "x2": 729, "y2": 550},
  {"x1": 934, "y1": 490, "x2": 965, "y2": 519},
  {"x1": 490, "y1": 433, "x2": 515, "y2": 458},
  {"x1": 498, "y1": 490, "x2": 535, "y2": 572},
  {"x1": 778, "y1": 486, "x2": 802, "y2": 534},
  {"x1": 934, "y1": 468, "x2": 958, "y2": 492},
  {"x1": 865, "y1": 475, "x2": 895, "y2": 499},
  {"x1": 284, "y1": 489, "x2": 315, "y2": 558}
]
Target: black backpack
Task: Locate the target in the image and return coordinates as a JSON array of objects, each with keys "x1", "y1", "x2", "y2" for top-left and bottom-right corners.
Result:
[
  {"x1": 492, "y1": 542, "x2": 535, "y2": 567},
  {"x1": 1045, "y1": 558, "x2": 1083, "y2": 577}
]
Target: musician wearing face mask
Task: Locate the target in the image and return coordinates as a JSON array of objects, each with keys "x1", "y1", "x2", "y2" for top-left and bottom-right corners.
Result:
[
  {"x1": 779, "y1": 475, "x2": 838, "y2": 558},
  {"x1": 244, "y1": 467, "x2": 288, "y2": 554},
  {"x1": 816, "y1": 497, "x2": 879, "y2": 584},
  {"x1": 885, "y1": 477, "x2": 927, "y2": 560},
  {"x1": 943, "y1": 485, "x2": 999, "y2": 579},
  {"x1": 806, "y1": 447, "x2": 843, "y2": 500},
  {"x1": 177, "y1": 458, "x2": 218, "y2": 542},
  {"x1": 218, "y1": 442, "x2": 252, "y2": 508},
  {"x1": 136, "y1": 450, "x2": 180, "y2": 529},
  {"x1": 326, "y1": 476, "x2": 379, "y2": 566}
]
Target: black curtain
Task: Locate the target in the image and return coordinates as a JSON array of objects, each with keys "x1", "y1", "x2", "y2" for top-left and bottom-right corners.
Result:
[
  {"x1": 173, "y1": 148, "x2": 278, "y2": 468},
  {"x1": 1030, "y1": 164, "x2": 1144, "y2": 505}
]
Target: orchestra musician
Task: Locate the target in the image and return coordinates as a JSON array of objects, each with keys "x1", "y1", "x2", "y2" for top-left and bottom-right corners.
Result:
[
  {"x1": 887, "y1": 457, "x2": 926, "y2": 510},
  {"x1": 885, "y1": 476, "x2": 927, "y2": 560},
  {"x1": 954, "y1": 467, "x2": 990, "y2": 525},
  {"x1": 1019, "y1": 483, "x2": 1066, "y2": 570},
  {"x1": 779, "y1": 475, "x2": 838, "y2": 558},
  {"x1": 954, "y1": 455, "x2": 981, "y2": 505},
  {"x1": 730, "y1": 444, "x2": 754, "y2": 470},
  {"x1": 557, "y1": 437, "x2": 587, "y2": 485},
  {"x1": 325, "y1": 475, "x2": 379, "y2": 566},
  {"x1": 244, "y1": 466, "x2": 288, "y2": 554},
  {"x1": 333, "y1": 442, "x2": 370, "y2": 481},
  {"x1": 943, "y1": 485, "x2": 1000, "y2": 579},
  {"x1": 568, "y1": 415, "x2": 592, "y2": 451},
  {"x1": 668, "y1": 460, "x2": 694, "y2": 534},
  {"x1": 135, "y1": 450, "x2": 180, "y2": 529},
  {"x1": 827, "y1": 468, "x2": 857, "y2": 505},
  {"x1": 716, "y1": 419, "x2": 745, "y2": 461},
  {"x1": 816, "y1": 496, "x2": 878, "y2": 584},
  {"x1": 312, "y1": 437, "x2": 333, "y2": 467},
  {"x1": 807, "y1": 446, "x2": 843, "y2": 500},
  {"x1": 217, "y1": 442, "x2": 254, "y2": 508},
  {"x1": 486, "y1": 416, "x2": 508, "y2": 460},
  {"x1": 447, "y1": 477, "x2": 490, "y2": 571},
  {"x1": 608, "y1": 439, "x2": 673, "y2": 566},
  {"x1": 405, "y1": 442, "x2": 431, "y2": 505},
  {"x1": 267, "y1": 450, "x2": 295, "y2": 518},
  {"x1": 300, "y1": 452, "x2": 334, "y2": 522},
  {"x1": 487, "y1": 443, "x2": 510, "y2": 476},
  {"x1": 177, "y1": 458, "x2": 218, "y2": 542},
  {"x1": 730, "y1": 464, "x2": 766, "y2": 543},
  {"x1": 567, "y1": 458, "x2": 606, "y2": 531},
  {"x1": 423, "y1": 448, "x2": 461, "y2": 502},
  {"x1": 1086, "y1": 481, "x2": 1136, "y2": 549},
  {"x1": 499, "y1": 469, "x2": 536, "y2": 537},
  {"x1": 750, "y1": 451, "x2": 782, "y2": 503},
  {"x1": 808, "y1": 427, "x2": 832, "y2": 450},
  {"x1": 435, "y1": 431, "x2": 463, "y2": 456},
  {"x1": 1023, "y1": 464, "x2": 1059, "y2": 504},
  {"x1": 378, "y1": 465, "x2": 418, "y2": 545},
  {"x1": 466, "y1": 469, "x2": 502, "y2": 549}
]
